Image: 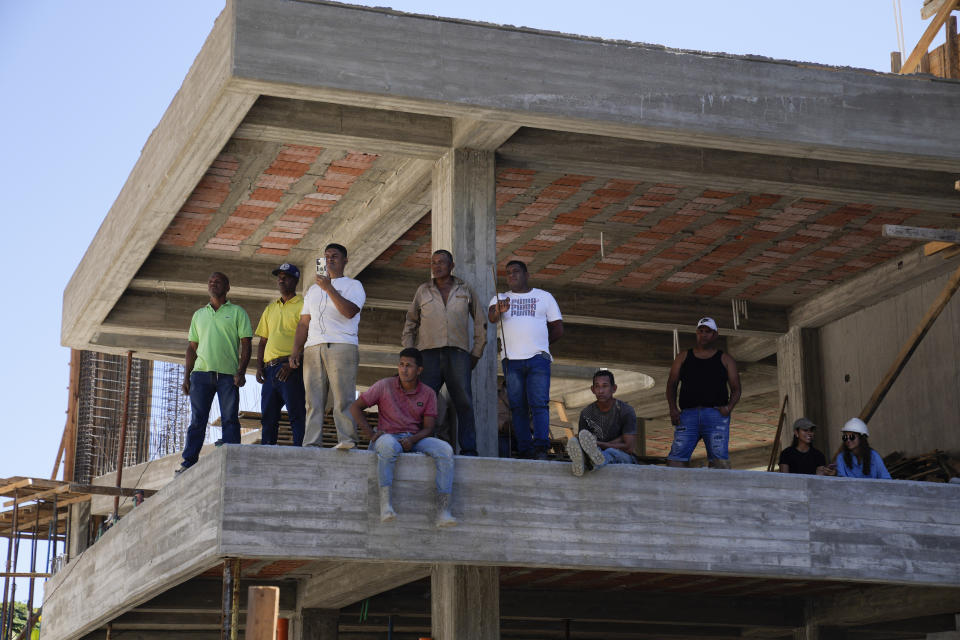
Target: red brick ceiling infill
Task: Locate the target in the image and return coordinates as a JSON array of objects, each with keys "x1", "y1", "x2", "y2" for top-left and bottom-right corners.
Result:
[{"x1": 158, "y1": 144, "x2": 956, "y2": 305}]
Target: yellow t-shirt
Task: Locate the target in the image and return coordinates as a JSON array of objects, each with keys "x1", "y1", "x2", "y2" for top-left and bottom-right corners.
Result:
[{"x1": 255, "y1": 295, "x2": 304, "y2": 362}]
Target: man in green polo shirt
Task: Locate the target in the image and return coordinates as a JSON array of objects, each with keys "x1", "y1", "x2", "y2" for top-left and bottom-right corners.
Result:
[
  {"x1": 177, "y1": 271, "x2": 253, "y2": 475},
  {"x1": 255, "y1": 263, "x2": 306, "y2": 446}
]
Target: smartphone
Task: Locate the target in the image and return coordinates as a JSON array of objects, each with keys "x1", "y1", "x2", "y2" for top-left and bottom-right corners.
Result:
[{"x1": 316, "y1": 258, "x2": 327, "y2": 278}]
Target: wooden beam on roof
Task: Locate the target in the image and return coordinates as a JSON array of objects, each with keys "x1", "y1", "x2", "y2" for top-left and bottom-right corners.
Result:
[
  {"x1": 901, "y1": 0, "x2": 960, "y2": 73},
  {"x1": 0, "y1": 479, "x2": 35, "y2": 495},
  {"x1": 3, "y1": 484, "x2": 70, "y2": 508}
]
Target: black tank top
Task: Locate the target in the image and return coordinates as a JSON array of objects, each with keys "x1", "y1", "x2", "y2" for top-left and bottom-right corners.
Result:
[{"x1": 678, "y1": 349, "x2": 729, "y2": 409}]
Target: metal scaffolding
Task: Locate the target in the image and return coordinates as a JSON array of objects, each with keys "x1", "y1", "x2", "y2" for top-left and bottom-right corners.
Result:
[
  {"x1": 148, "y1": 361, "x2": 190, "y2": 460},
  {"x1": 73, "y1": 352, "x2": 151, "y2": 484}
]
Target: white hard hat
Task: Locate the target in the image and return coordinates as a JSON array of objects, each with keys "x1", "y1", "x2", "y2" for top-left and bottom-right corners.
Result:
[{"x1": 842, "y1": 417, "x2": 869, "y2": 436}]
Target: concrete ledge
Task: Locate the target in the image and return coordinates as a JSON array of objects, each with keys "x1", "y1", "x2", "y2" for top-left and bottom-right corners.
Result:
[
  {"x1": 42, "y1": 445, "x2": 960, "y2": 639},
  {"x1": 42, "y1": 453, "x2": 225, "y2": 640},
  {"x1": 219, "y1": 446, "x2": 960, "y2": 585}
]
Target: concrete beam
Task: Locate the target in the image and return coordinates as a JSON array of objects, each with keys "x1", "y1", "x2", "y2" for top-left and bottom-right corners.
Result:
[
  {"x1": 61, "y1": 5, "x2": 257, "y2": 350},
  {"x1": 298, "y1": 561, "x2": 430, "y2": 610},
  {"x1": 122, "y1": 252, "x2": 790, "y2": 338},
  {"x1": 497, "y1": 129, "x2": 960, "y2": 213},
  {"x1": 364, "y1": 267, "x2": 788, "y2": 337},
  {"x1": 235, "y1": 96, "x2": 452, "y2": 159},
  {"x1": 355, "y1": 583, "x2": 801, "y2": 628},
  {"x1": 807, "y1": 585, "x2": 960, "y2": 627},
  {"x1": 726, "y1": 336, "x2": 778, "y2": 363},
  {"x1": 789, "y1": 247, "x2": 960, "y2": 329},
  {"x1": 232, "y1": 0, "x2": 960, "y2": 171}
]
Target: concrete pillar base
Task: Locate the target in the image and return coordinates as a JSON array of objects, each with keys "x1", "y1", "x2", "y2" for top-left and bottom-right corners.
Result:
[{"x1": 431, "y1": 564, "x2": 499, "y2": 640}]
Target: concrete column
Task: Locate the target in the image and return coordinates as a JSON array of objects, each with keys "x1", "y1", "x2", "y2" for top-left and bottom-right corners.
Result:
[
  {"x1": 431, "y1": 564, "x2": 499, "y2": 640},
  {"x1": 431, "y1": 149, "x2": 498, "y2": 457},
  {"x1": 777, "y1": 326, "x2": 827, "y2": 454},
  {"x1": 298, "y1": 608, "x2": 338, "y2": 639},
  {"x1": 68, "y1": 500, "x2": 92, "y2": 560}
]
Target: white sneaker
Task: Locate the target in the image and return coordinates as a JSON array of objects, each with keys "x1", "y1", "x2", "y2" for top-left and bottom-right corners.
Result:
[
  {"x1": 334, "y1": 440, "x2": 356, "y2": 450},
  {"x1": 578, "y1": 430, "x2": 605, "y2": 468},
  {"x1": 566, "y1": 438, "x2": 585, "y2": 477}
]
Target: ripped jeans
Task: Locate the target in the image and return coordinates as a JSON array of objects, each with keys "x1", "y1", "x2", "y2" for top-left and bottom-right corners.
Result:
[{"x1": 667, "y1": 407, "x2": 729, "y2": 462}]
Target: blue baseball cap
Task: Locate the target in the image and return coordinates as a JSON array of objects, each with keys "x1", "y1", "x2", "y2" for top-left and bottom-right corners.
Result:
[{"x1": 272, "y1": 263, "x2": 301, "y2": 279}]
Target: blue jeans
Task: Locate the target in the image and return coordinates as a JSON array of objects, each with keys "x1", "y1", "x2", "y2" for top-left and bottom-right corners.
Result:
[
  {"x1": 182, "y1": 371, "x2": 240, "y2": 467},
  {"x1": 420, "y1": 347, "x2": 477, "y2": 455},
  {"x1": 260, "y1": 363, "x2": 306, "y2": 446},
  {"x1": 374, "y1": 433, "x2": 454, "y2": 494},
  {"x1": 667, "y1": 407, "x2": 730, "y2": 462},
  {"x1": 503, "y1": 354, "x2": 551, "y2": 454},
  {"x1": 600, "y1": 448, "x2": 637, "y2": 466}
]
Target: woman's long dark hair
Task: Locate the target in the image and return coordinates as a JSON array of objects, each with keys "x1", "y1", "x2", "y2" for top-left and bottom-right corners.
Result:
[{"x1": 835, "y1": 434, "x2": 872, "y2": 475}]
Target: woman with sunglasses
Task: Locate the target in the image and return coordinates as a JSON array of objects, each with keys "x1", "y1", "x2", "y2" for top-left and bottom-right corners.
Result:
[{"x1": 833, "y1": 418, "x2": 891, "y2": 479}]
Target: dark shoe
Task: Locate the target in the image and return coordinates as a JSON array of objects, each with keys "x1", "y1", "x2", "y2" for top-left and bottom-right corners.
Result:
[
  {"x1": 533, "y1": 449, "x2": 549, "y2": 461},
  {"x1": 459, "y1": 450, "x2": 478, "y2": 457},
  {"x1": 516, "y1": 450, "x2": 534, "y2": 460},
  {"x1": 214, "y1": 439, "x2": 224, "y2": 447},
  {"x1": 174, "y1": 463, "x2": 190, "y2": 476}
]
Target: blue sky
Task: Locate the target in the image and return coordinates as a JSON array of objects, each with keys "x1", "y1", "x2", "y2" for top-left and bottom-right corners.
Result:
[{"x1": 0, "y1": 0, "x2": 941, "y2": 480}]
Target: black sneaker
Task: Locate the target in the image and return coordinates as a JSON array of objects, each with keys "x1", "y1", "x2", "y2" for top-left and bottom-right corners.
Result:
[
  {"x1": 533, "y1": 449, "x2": 549, "y2": 461},
  {"x1": 214, "y1": 439, "x2": 225, "y2": 447}
]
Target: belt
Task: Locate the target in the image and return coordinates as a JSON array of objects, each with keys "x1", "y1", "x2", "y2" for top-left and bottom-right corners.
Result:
[{"x1": 264, "y1": 356, "x2": 290, "y2": 368}]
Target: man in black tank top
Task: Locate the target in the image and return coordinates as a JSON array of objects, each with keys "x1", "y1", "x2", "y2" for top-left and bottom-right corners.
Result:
[{"x1": 664, "y1": 317, "x2": 741, "y2": 469}]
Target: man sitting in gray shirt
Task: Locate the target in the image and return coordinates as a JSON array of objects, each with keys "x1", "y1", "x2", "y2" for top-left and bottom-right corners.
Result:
[{"x1": 566, "y1": 370, "x2": 639, "y2": 476}]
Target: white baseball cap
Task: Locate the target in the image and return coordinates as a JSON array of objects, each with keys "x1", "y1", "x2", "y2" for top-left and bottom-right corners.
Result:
[{"x1": 696, "y1": 317, "x2": 718, "y2": 332}]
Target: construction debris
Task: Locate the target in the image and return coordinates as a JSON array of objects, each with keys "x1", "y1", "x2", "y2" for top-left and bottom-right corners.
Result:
[{"x1": 883, "y1": 450, "x2": 960, "y2": 482}]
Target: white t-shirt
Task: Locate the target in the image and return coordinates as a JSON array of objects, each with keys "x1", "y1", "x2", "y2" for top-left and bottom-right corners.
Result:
[
  {"x1": 488, "y1": 288, "x2": 562, "y2": 360},
  {"x1": 302, "y1": 277, "x2": 366, "y2": 346}
]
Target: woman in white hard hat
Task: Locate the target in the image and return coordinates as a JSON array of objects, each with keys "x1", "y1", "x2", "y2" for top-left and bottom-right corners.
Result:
[{"x1": 833, "y1": 418, "x2": 891, "y2": 479}]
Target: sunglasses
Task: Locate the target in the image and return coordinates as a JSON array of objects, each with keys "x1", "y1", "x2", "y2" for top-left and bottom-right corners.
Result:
[{"x1": 841, "y1": 434, "x2": 860, "y2": 442}]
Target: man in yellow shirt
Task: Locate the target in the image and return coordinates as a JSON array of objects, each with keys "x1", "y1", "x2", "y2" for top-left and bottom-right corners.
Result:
[{"x1": 255, "y1": 264, "x2": 306, "y2": 446}]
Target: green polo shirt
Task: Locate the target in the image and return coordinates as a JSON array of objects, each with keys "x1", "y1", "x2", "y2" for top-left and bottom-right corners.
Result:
[
  {"x1": 255, "y1": 294, "x2": 304, "y2": 362},
  {"x1": 188, "y1": 301, "x2": 253, "y2": 375}
]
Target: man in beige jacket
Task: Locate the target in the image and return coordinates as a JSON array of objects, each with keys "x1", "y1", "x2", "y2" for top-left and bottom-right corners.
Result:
[{"x1": 402, "y1": 250, "x2": 487, "y2": 456}]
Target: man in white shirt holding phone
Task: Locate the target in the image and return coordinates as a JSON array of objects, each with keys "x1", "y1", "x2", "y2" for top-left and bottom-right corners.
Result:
[{"x1": 289, "y1": 243, "x2": 366, "y2": 449}]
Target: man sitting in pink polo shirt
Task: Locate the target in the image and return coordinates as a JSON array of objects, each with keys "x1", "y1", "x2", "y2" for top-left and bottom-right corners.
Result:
[{"x1": 350, "y1": 348, "x2": 457, "y2": 527}]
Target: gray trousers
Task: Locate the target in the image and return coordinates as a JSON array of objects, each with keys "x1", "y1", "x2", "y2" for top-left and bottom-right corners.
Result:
[{"x1": 302, "y1": 342, "x2": 359, "y2": 446}]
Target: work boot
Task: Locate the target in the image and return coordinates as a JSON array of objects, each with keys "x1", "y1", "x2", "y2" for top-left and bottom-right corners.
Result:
[
  {"x1": 577, "y1": 430, "x2": 605, "y2": 468},
  {"x1": 435, "y1": 493, "x2": 457, "y2": 528},
  {"x1": 566, "y1": 437, "x2": 585, "y2": 477},
  {"x1": 379, "y1": 486, "x2": 397, "y2": 523}
]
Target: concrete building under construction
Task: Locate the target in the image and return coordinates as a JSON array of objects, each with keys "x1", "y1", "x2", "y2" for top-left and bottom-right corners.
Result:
[{"x1": 11, "y1": 0, "x2": 960, "y2": 638}]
